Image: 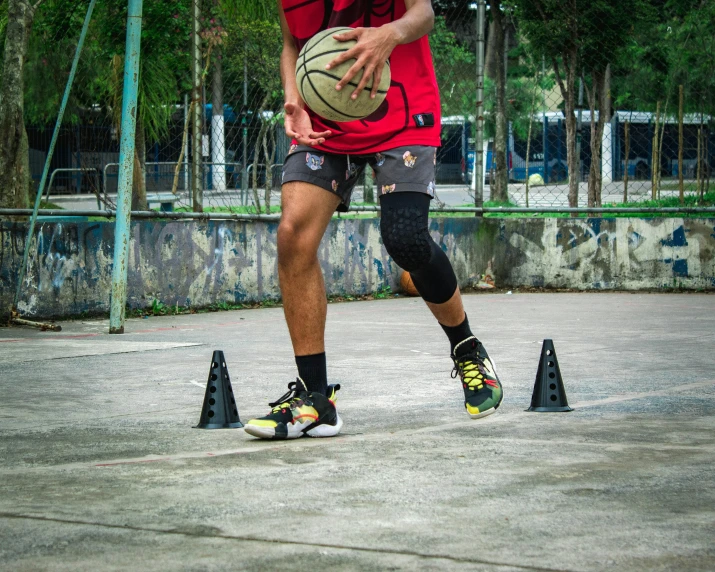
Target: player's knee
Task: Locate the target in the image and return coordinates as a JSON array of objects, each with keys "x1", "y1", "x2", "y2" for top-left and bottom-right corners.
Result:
[
  {"x1": 277, "y1": 218, "x2": 303, "y2": 262},
  {"x1": 277, "y1": 217, "x2": 318, "y2": 265},
  {"x1": 380, "y1": 205, "x2": 433, "y2": 272}
]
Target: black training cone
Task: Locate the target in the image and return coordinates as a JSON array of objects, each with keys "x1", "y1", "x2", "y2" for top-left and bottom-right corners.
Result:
[
  {"x1": 528, "y1": 339, "x2": 573, "y2": 412},
  {"x1": 195, "y1": 351, "x2": 243, "y2": 429}
]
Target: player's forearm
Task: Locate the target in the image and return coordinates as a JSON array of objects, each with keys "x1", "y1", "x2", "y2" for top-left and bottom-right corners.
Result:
[
  {"x1": 383, "y1": 0, "x2": 434, "y2": 46},
  {"x1": 281, "y1": 45, "x2": 303, "y2": 107}
]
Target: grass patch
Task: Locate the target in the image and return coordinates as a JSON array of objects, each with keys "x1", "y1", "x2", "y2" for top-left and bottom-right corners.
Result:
[
  {"x1": 435, "y1": 193, "x2": 715, "y2": 219},
  {"x1": 39, "y1": 201, "x2": 64, "y2": 210},
  {"x1": 172, "y1": 205, "x2": 282, "y2": 215},
  {"x1": 122, "y1": 287, "x2": 399, "y2": 320}
]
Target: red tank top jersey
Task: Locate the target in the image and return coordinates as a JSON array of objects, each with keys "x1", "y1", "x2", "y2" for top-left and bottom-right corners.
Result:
[{"x1": 282, "y1": 0, "x2": 441, "y2": 154}]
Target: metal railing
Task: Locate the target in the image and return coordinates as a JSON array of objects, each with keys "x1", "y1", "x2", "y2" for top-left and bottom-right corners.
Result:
[
  {"x1": 45, "y1": 168, "x2": 102, "y2": 206},
  {"x1": 4, "y1": 206, "x2": 715, "y2": 222}
]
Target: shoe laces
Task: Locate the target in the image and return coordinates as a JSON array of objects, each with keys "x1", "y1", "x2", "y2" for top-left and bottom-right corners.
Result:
[
  {"x1": 451, "y1": 336, "x2": 486, "y2": 389},
  {"x1": 268, "y1": 378, "x2": 308, "y2": 412}
]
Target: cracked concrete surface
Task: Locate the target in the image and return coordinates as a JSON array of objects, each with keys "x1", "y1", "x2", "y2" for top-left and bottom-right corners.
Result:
[{"x1": 1, "y1": 292, "x2": 714, "y2": 571}]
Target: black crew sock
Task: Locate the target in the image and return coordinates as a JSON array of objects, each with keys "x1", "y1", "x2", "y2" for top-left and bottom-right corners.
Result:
[
  {"x1": 295, "y1": 352, "x2": 328, "y2": 395},
  {"x1": 440, "y1": 314, "x2": 476, "y2": 356}
]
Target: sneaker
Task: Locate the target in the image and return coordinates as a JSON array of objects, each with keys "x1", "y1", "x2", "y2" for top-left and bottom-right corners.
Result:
[
  {"x1": 244, "y1": 378, "x2": 343, "y2": 440},
  {"x1": 451, "y1": 336, "x2": 503, "y2": 419}
]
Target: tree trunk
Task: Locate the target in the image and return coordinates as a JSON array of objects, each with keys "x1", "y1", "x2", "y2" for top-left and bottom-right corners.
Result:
[
  {"x1": 364, "y1": 166, "x2": 375, "y2": 203},
  {"x1": 485, "y1": 18, "x2": 498, "y2": 80},
  {"x1": 132, "y1": 119, "x2": 147, "y2": 210},
  {"x1": 586, "y1": 66, "x2": 610, "y2": 207},
  {"x1": 551, "y1": 41, "x2": 579, "y2": 208},
  {"x1": 490, "y1": 1, "x2": 508, "y2": 203},
  {"x1": 0, "y1": 0, "x2": 37, "y2": 209}
]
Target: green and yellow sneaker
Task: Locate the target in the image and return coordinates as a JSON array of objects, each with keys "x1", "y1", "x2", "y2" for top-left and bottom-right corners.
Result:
[
  {"x1": 244, "y1": 378, "x2": 343, "y2": 440},
  {"x1": 451, "y1": 336, "x2": 503, "y2": 419}
]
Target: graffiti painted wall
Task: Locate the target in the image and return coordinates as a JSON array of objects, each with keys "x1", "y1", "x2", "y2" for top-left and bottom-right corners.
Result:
[{"x1": 1, "y1": 217, "x2": 714, "y2": 318}]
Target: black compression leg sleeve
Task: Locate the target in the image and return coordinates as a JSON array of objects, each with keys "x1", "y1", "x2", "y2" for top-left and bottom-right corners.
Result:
[{"x1": 379, "y1": 192, "x2": 458, "y2": 304}]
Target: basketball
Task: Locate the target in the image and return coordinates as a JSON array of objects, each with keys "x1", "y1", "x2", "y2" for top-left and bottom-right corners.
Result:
[
  {"x1": 296, "y1": 27, "x2": 391, "y2": 122},
  {"x1": 400, "y1": 271, "x2": 420, "y2": 297}
]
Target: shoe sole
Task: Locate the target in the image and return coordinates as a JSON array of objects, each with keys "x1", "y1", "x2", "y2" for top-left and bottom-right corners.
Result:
[
  {"x1": 469, "y1": 407, "x2": 497, "y2": 420},
  {"x1": 467, "y1": 393, "x2": 503, "y2": 420},
  {"x1": 244, "y1": 414, "x2": 343, "y2": 440},
  {"x1": 306, "y1": 413, "x2": 343, "y2": 438}
]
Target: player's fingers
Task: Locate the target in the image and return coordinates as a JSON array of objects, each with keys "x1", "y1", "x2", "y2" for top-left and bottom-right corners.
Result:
[
  {"x1": 309, "y1": 130, "x2": 332, "y2": 139},
  {"x1": 333, "y1": 29, "x2": 359, "y2": 42},
  {"x1": 335, "y1": 59, "x2": 365, "y2": 91},
  {"x1": 298, "y1": 135, "x2": 319, "y2": 146},
  {"x1": 371, "y1": 65, "x2": 384, "y2": 99},
  {"x1": 352, "y1": 64, "x2": 375, "y2": 99},
  {"x1": 325, "y1": 46, "x2": 359, "y2": 70}
]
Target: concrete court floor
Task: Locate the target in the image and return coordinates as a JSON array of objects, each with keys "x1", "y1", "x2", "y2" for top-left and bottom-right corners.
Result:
[{"x1": 0, "y1": 292, "x2": 714, "y2": 571}]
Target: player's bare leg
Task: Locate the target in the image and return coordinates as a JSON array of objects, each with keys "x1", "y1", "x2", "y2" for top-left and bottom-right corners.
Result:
[
  {"x1": 277, "y1": 181, "x2": 341, "y2": 356},
  {"x1": 244, "y1": 181, "x2": 343, "y2": 440},
  {"x1": 425, "y1": 287, "x2": 465, "y2": 327}
]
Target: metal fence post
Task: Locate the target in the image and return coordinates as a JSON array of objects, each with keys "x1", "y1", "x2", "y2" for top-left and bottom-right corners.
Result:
[
  {"x1": 108, "y1": 0, "x2": 144, "y2": 335},
  {"x1": 191, "y1": 0, "x2": 203, "y2": 211},
  {"x1": 473, "y1": 0, "x2": 486, "y2": 212}
]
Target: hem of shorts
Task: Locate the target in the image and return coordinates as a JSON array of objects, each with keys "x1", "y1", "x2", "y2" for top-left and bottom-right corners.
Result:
[
  {"x1": 281, "y1": 173, "x2": 350, "y2": 211},
  {"x1": 379, "y1": 182, "x2": 435, "y2": 195}
]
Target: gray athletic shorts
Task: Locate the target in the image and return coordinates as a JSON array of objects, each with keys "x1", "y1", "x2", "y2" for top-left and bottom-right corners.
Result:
[{"x1": 281, "y1": 144, "x2": 437, "y2": 212}]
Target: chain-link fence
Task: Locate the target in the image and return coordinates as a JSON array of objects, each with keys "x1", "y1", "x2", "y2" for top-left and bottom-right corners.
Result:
[{"x1": 5, "y1": 0, "x2": 713, "y2": 214}]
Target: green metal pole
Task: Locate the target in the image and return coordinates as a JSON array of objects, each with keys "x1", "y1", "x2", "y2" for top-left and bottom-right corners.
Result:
[
  {"x1": 109, "y1": 0, "x2": 144, "y2": 334},
  {"x1": 473, "y1": 0, "x2": 486, "y2": 213},
  {"x1": 12, "y1": 0, "x2": 97, "y2": 311}
]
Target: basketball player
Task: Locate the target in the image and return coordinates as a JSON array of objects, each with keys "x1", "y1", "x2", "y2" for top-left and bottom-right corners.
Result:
[{"x1": 244, "y1": 0, "x2": 503, "y2": 439}]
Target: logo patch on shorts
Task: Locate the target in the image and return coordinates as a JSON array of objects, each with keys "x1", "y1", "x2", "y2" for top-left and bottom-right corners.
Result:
[
  {"x1": 289, "y1": 143, "x2": 299, "y2": 154},
  {"x1": 332, "y1": 179, "x2": 338, "y2": 191},
  {"x1": 306, "y1": 153, "x2": 324, "y2": 171},
  {"x1": 375, "y1": 152, "x2": 386, "y2": 167},
  {"x1": 345, "y1": 162, "x2": 358, "y2": 180},
  {"x1": 403, "y1": 151, "x2": 417, "y2": 168},
  {"x1": 381, "y1": 183, "x2": 396, "y2": 194}
]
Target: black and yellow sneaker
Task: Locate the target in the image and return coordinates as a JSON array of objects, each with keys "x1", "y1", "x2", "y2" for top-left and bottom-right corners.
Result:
[
  {"x1": 451, "y1": 336, "x2": 503, "y2": 419},
  {"x1": 244, "y1": 378, "x2": 343, "y2": 440}
]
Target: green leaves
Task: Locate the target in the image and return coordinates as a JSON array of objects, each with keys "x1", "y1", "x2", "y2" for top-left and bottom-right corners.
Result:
[{"x1": 430, "y1": 16, "x2": 476, "y2": 117}]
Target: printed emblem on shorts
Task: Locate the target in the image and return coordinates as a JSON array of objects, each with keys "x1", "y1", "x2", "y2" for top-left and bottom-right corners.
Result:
[
  {"x1": 375, "y1": 153, "x2": 386, "y2": 167},
  {"x1": 306, "y1": 153, "x2": 324, "y2": 171},
  {"x1": 289, "y1": 143, "x2": 299, "y2": 154},
  {"x1": 332, "y1": 180, "x2": 338, "y2": 192},
  {"x1": 427, "y1": 181, "x2": 435, "y2": 196},
  {"x1": 433, "y1": 149, "x2": 437, "y2": 165},
  {"x1": 403, "y1": 151, "x2": 417, "y2": 168},
  {"x1": 345, "y1": 162, "x2": 358, "y2": 180},
  {"x1": 381, "y1": 183, "x2": 396, "y2": 194}
]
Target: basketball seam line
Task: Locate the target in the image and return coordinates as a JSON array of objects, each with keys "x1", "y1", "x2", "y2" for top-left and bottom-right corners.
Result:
[
  {"x1": 301, "y1": 70, "x2": 388, "y2": 121},
  {"x1": 296, "y1": 48, "x2": 353, "y2": 76},
  {"x1": 297, "y1": 48, "x2": 391, "y2": 74},
  {"x1": 300, "y1": 27, "x2": 351, "y2": 59},
  {"x1": 307, "y1": 69, "x2": 389, "y2": 94},
  {"x1": 302, "y1": 71, "x2": 362, "y2": 121}
]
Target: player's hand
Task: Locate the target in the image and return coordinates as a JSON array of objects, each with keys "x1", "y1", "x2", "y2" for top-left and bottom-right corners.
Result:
[
  {"x1": 326, "y1": 27, "x2": 397, "y2": 100},
  {"x1": 283, "y1": 102, "x2": 331, "y2": 146}
]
